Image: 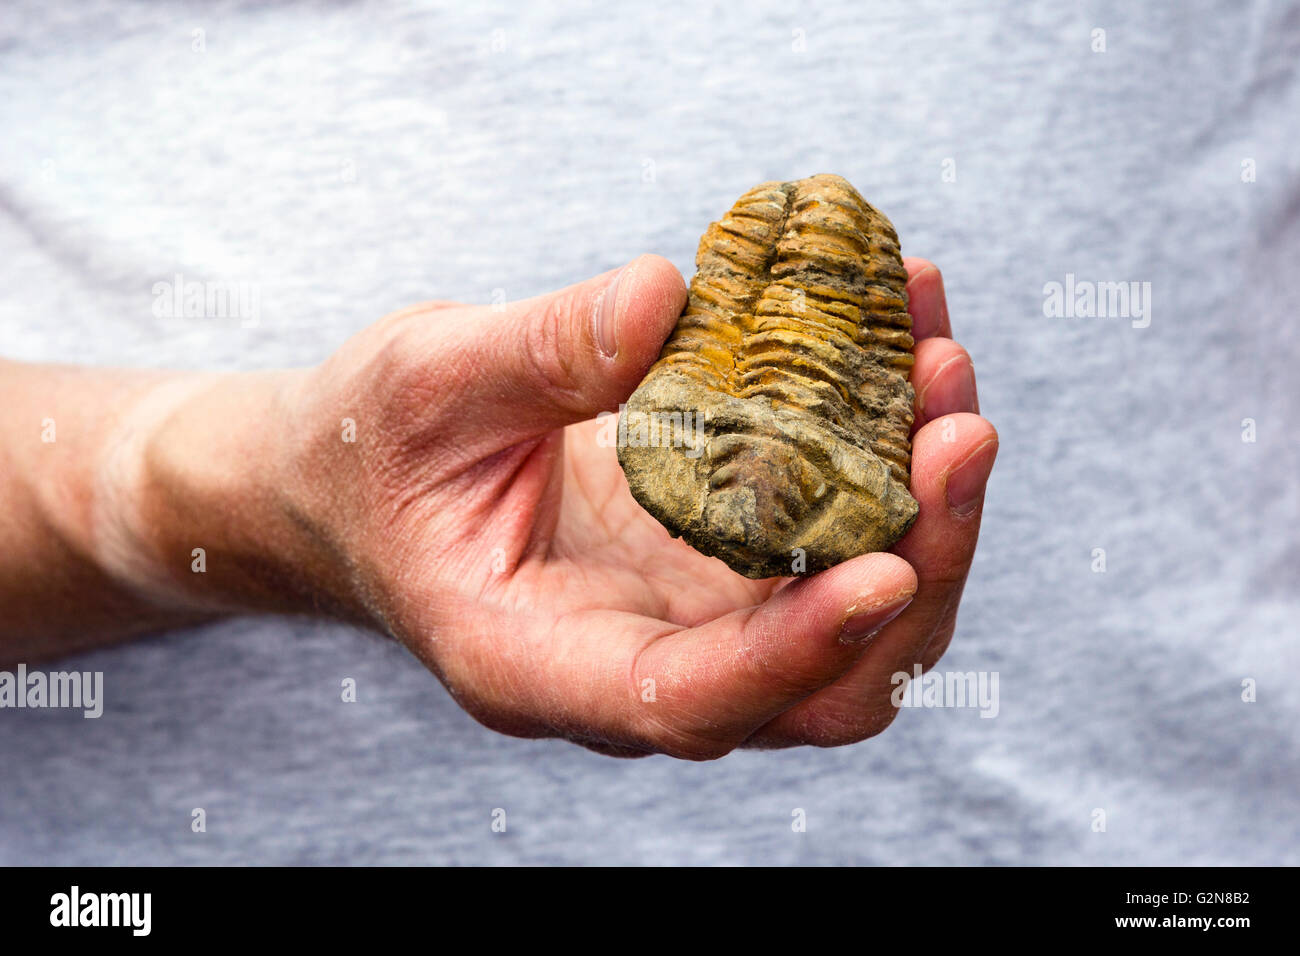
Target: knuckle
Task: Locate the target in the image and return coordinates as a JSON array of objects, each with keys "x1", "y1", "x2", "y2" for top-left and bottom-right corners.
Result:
[
  {"x1": 626, "y1": 644, "x2": 738, "y2": 760},
  {"x1": 795, "y1": 702, "x2": 901, "y2": 748},
  {"x1": 632, "y1": 708, "x2": 737, "y2": 761},
  {"x1": 523, "y1": 295, "x2": 586, "y2": 408}
]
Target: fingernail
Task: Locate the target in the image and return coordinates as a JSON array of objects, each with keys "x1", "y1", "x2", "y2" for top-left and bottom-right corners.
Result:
[
  {"x1": 839, "y1": 593, "x2": 914, "y2": 645},
  {"x1": 918, "y1": 354, "x2": 978, "y2": 419},
  {"x1": 946, "y1": 439, "x2": 998, "y2": 517},
  {"x1": 594, "y1": 264, "x2": 628, "y2": 358}
]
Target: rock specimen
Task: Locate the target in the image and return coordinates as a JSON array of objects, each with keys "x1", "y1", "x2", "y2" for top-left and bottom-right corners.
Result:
[{"x1": 618, "y1": 174, "x2": 919, "y2": 578}]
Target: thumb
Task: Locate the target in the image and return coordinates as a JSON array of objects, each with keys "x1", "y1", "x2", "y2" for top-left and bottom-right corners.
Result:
[
  {"x1": 626, "y1": 553, "x2": 919, "y2": 759},
  {"x1": 460, "y1": 254, "x2": 686, "y2": 444}
]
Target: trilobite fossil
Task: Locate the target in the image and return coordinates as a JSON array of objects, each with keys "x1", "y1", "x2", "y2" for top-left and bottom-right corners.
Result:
[{"x1": 617, "y1": 174, "x2": 919, "y2": 578}]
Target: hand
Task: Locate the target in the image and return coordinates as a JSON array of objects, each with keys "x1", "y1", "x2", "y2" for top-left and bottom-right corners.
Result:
[
  {"x1": 227, "y1": 254, "x2": 995, "y2": 758},
  {"x1": 85, "y1": 254, "x2": 993, "y2": 758}
]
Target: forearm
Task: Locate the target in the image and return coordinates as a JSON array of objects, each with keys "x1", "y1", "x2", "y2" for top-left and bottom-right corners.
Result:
[{"x1": 0, "y1": 359, "x2": 363, "y2": 664}]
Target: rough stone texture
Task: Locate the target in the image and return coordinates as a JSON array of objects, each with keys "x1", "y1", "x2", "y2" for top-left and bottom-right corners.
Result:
[{"x1": 619, "y1": 174, "x2": 918, "y2": 578}]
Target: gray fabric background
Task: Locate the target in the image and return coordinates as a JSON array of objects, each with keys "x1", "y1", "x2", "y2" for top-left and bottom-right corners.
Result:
[{"x1": 1, "y1": 0, "x2": 1297, "y2": 865}]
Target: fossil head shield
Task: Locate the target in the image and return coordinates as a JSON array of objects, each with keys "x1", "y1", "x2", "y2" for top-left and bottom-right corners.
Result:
[{"x1": 617, "y1": 174, "x2": 919, "y2": 579}]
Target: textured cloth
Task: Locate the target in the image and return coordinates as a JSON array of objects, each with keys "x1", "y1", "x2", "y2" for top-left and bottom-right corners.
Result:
[{"x1": 1, "y1": 0, "x2": 1297, "y2": 865}]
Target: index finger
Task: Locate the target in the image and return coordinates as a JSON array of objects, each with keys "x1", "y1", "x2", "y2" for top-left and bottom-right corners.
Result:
[{"x1": 903, "y1": 258, "x2": 952, "y2": 340}]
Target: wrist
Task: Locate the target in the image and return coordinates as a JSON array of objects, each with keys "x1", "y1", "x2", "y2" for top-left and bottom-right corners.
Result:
[{"x1": 104, "y1": 368, "x2": 371, "y2": 625}]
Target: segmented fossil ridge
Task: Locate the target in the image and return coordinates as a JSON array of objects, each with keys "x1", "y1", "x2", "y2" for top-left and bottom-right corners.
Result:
[{"x1": 618, "y1": 174, "x2": 919, "y2": 578}]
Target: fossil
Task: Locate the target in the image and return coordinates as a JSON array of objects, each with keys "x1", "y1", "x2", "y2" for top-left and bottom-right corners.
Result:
[{"x1": 617, "y1": 174, "x2": 919, "y2": 578}]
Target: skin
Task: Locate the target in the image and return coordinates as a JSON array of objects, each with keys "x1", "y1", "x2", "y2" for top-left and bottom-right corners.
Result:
[{"x1": 0, "y1": 255, "x2": 996, "y2": 759}]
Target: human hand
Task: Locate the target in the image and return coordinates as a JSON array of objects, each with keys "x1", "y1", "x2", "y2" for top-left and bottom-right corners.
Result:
[{"x1": 120, "y1": 255, "x2": 995, "y2": 758}]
